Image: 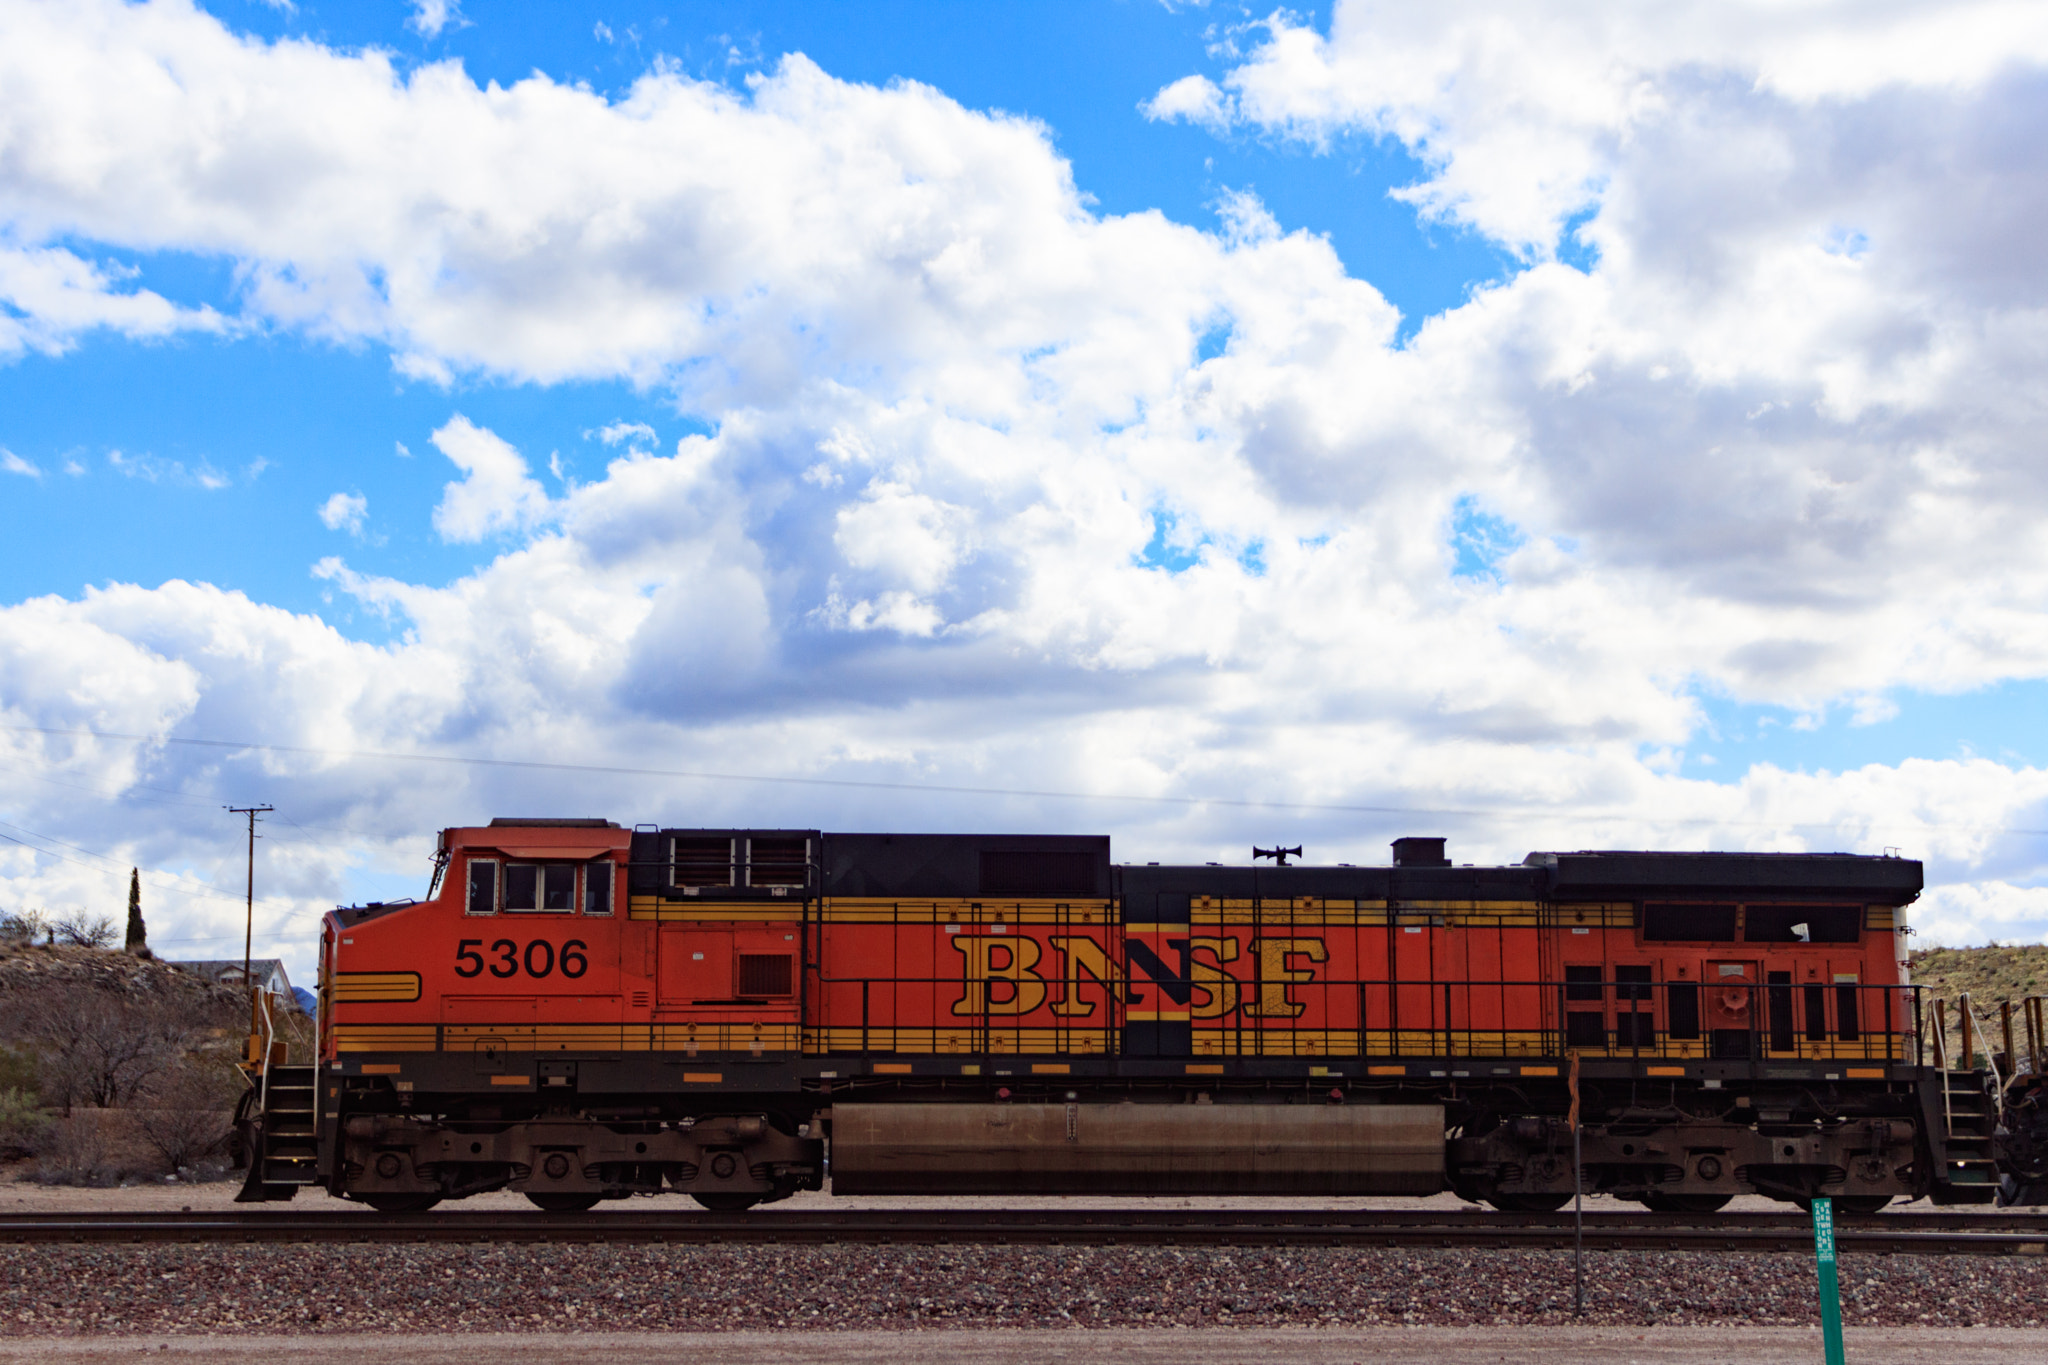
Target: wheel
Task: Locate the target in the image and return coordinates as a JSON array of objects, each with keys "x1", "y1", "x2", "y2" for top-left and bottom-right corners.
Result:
[
  {"x1": 1640, "y1": 1193, "x2": 1731, "y2": 1214},
  {"x1": 692, "y1": 1193, "x2": 762, "y2": 1212},
  {"x1": 1487, "y1": 1193, "x2": 1572, "y2": 1213},
  {"x1": 525, "y1": 1192, "x2": 602, "y2": 1213},
  {"x1": 359, "y1": 1193, "x2": 442, "y2": 1213},
  {"x1": 1831, "y1": 1195, "x2": 1891, "y2": 1215}
]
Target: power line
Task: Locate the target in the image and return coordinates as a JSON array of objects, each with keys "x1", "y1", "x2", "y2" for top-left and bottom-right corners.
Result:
[
  {"x1": 0, "y1": 819, "x2": 288, "y2": 911},
  {"x1": 4, "y1": 721, "x2": 2045, "y2": 839}
]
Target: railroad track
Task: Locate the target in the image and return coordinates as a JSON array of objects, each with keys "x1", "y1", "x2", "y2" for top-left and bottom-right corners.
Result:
[{"x1": 6, "y1": 1208, "x2": 2048, "y2": 1255}]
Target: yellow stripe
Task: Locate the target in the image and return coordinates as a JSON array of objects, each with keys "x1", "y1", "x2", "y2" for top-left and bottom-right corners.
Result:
[
  {"x1": 683, "y1": 1072, "x2": 723, "y2": 1083},
  {"x1": 805, "y1": 1027, "x2": 1116, "y2": 1054},
  {"x1": 332, "y1": 972, "x2": 422, "y2": 1002},
  {"x1": 332, "y1": 1026, "x2": 437, "y2": 1053},
  {"x1": 489, "y1": 1074, "x2": 530, "y2": 1086},
  {"x1": 1031, "y1": 1063, "x2": 1071, "y2": 1074},
  {"x1": 1185, "y1": 1064, "x2": 1224, "y2": 1074}
]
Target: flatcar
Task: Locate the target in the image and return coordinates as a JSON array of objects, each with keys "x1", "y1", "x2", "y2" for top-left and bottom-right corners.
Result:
[{"x1": 233, "y1": 821, "x2": 2026, "y2": 1212}]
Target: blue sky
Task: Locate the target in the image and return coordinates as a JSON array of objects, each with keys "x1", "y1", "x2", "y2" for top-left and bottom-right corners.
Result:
[{"x1": 4, "y1": 0, "x2": 2048, "y2": 975}]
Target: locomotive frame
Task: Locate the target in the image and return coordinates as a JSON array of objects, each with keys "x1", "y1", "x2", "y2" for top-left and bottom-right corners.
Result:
[{"x1": 234, "y1": 820, "x2": 2027, "y2": 1213}]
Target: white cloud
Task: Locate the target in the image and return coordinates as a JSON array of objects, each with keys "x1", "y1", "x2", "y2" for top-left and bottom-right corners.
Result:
[
  {"x1": 0, "y1": 241, "x2": 223, "y2": 358},
  {"x1": 428, "y1": 415, "x2": 552, "y2": 542},
  {"x1": 0, "y1": 1, "x2": 2046, "y2": 945},
  {"x1": 2, "y1": 449, "x2": 41, "y2": 478},
  {"x1": 593, "y1": 421, "x2": 657, "y2": 448},
  {"x1": 1156, "y1": 1, "x2": 2048, "y2": 255},
  {"x1": 105, "y1": 449, "x2": 231, "y2": 489},
  {"x1": 1140, "y1": 74, "x2": 1231, "y2": 132},
  {"x1": 316, "y1": 491, "x2": 367, "y2": 535},
  {"x1": 406, "y1": 1, "x2": 463, "y2": 40}
]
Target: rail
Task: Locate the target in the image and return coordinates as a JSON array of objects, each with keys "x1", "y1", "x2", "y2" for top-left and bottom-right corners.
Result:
[{"x1": 5, "y1": 1207, "x2": 2047, "y2": 1254}]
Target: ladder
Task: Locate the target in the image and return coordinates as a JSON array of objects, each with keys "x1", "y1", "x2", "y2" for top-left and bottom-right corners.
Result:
[
  {"x1": 233, "y1": 993, "x2": 318, "y2": 1202},
  {"x1": 235, "y1": 1064, "x2": 319, "y2": 1201},
  {"x1": 1923, "y1": 995, "x2": 2001, "y2": 1202}
]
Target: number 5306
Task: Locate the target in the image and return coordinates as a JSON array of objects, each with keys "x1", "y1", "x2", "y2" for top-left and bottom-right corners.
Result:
[{"x1": 455, "y1": 938, "x2": 588, "y2": 979}]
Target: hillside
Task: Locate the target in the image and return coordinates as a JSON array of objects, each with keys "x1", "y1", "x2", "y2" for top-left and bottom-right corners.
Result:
[
  {"x1": 0, "y1": 941, "x2": 246, "y2": 1015},
  {"x1": 1909, "y1": 944, "x2": 2048, "y2": 1010}
]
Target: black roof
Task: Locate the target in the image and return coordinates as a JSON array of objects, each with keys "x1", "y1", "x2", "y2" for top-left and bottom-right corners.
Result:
[
  {"x1": 1528, "y1": 850, "x2": 1922, "y2": 904},
  {"x1": 616, "y1": 825, "x2": 1921, "y2": 906}
]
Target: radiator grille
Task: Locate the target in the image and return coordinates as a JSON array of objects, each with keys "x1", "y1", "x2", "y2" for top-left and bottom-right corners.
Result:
[
  {"x1": 672, "y1": 837, "x2": 733, "y2": 888},
  {"x1": 737, "y1": 954, "x2": 793, "y2": 997}
]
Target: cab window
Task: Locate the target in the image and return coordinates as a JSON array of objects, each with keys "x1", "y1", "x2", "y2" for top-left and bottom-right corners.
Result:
[
  {"x1": 505, "y1": 862, "x2": 578, "y2": 913},
  {"x1": 584, "y1": 860, "x2": 614, "y2": 916},
  {"x1": 467, "y1": 859, "x2": 499, "y2": 915}
]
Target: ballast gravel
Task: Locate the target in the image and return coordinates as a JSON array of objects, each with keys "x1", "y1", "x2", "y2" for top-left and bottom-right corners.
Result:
[{"x1": 0, "y1": 1244, "x2": 2042, "y2": 1335}]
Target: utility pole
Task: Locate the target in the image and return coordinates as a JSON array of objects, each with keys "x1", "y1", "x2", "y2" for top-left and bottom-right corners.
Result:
[{"x1": 225, "y1": 805, "x2": 273, "y2": 998}]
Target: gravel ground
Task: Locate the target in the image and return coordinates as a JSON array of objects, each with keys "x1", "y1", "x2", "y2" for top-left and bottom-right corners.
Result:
[
  {"x1": 0, "y1": 1242, "x2": 2041, "y2": 1336},
  {"x1": 2, "y1": 1328, "x2": 2047, "y2": 1365}
]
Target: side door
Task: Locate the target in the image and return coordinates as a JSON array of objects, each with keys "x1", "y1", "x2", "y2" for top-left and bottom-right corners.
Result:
[
  {"x1": 657, "y1": 925, "x2": 734, "y2": 1006},
  {"x1": 1705, "y1": 958, "x2": 1761, "y2": 1058}
]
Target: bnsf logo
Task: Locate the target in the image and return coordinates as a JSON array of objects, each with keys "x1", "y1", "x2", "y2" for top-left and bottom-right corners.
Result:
[{"x1": 951, "y1": 935, "x2": 1327, "y2": 1019}]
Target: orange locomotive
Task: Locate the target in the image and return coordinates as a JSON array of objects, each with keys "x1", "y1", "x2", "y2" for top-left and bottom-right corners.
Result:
[{"x1": 237, "y1": 821, "x2": 1988, "y2": 1212}]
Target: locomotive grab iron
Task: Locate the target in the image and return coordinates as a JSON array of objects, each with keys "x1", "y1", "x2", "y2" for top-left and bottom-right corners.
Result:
[{"x1": 233, "y1": 822, "x2": 2048, "y2": 1211}]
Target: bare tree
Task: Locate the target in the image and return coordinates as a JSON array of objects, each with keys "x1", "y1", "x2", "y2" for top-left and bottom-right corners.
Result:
[
  {"x1": 0, "y1": 909, "x2": 52, "y2": 944},
  {"x1": 134, "y1": 1058, "x2": 241, "y2": 1171},
  {"x1": 52, "y1": 913, "x2": 117, "y2": 949},
  {"x1": 0, "y1": 987, "x2": 205, "y2": 1113}
]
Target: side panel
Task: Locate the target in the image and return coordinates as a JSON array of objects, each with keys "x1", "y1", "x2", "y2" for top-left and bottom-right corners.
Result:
[{"x1": 830, "y1": 1102, "x2": 1446, "y2": 1195}]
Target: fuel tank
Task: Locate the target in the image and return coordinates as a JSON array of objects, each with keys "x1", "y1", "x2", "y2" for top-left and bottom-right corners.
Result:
[{"x1": 828, "y1": 1102, "x2": 1445, "y2": 1195}]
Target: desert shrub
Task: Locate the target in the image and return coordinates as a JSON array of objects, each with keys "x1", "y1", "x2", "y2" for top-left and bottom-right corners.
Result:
[
  {"x1": 0, "y1": 1042, "x2": 36, "y2": 1093},
  {"x1": 0, "y1": 1086, "x2": 48, "y2": 1160},
  {"x1": 134, "y1": 1057, "x2": 243, "y2": 1172},
  {"x1": 52, "y1": 913, "x2": 117, "y2": 949},
  {"x1": 0, "y1": 986, "x2": 220, "y2": 1112},
  {"x1": 0, "y1": 909, "x2": 51, "y2": 944},
  {"x1": 35, "y1": 1111, "x2": 116, "y2": 1185}
]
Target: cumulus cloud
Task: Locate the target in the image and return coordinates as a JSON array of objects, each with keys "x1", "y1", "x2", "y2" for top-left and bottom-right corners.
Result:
[
  {"x1": 1, "y1": 0, "x2": 2047, "y2": 955},
  {"x1": 316, "y1": 491, "x2": 367, "y2": 535},
  {"x1": 0, "y1": 240, "x2": 223, "y2": 358},
  {"x1": 1156, "y1": 1, "x2": 2048, "y2": 254},
  {"x1": 593, "y1": 421, "x2": 657, "y2": 449},
  {"x1": 406, "y1": 1, "x2": 463, "y2": 40},
  {"x1": 1140, "y1": 74, "x2": 1231, "y2": 132},
  {"x1": 2, "y1": 449, "x2": 41, "y2": 478},
  {"x1": 429, "y1": 415, "x2": 552, "y2": 542}
]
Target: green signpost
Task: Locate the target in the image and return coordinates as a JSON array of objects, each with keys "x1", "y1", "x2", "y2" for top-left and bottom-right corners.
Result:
[{"x1": 1811, "y1": 1195, "x2": 1847, "y2": 1365}]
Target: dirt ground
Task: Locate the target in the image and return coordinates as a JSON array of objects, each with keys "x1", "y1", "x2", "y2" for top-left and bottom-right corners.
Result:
[
  {"x1": 4, "y1": 1168, "x2": 2040, "y2": 1216},
  {"x1": 0, "y1": 1176, "x2": 1783, "y2": 1214},
  {"x1": 0, "y1": 1328, "x2": 2043, "y2": 1364}
]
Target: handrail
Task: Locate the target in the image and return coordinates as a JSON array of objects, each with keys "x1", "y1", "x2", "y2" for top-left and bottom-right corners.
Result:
[
  {"x1": 1961, "y1": 992, "x2": 2002, "y2": 1097},
  {"x1": 255, "y1": 989, "x2": 276, "y2": 1118}
]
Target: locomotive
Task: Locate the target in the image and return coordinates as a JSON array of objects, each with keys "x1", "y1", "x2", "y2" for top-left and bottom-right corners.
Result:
[{"x1": 233, "y1": 820, "x2": 2031, "y2": 1212}]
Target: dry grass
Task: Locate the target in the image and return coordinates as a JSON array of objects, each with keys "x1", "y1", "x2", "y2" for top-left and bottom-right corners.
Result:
[{"x1": 1909, "y1": 943, "x2": 2048, "y2": 1010}]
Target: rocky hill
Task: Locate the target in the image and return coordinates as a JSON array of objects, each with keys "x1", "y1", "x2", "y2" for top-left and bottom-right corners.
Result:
[
  {"x1": 1909, "y1": 944, "x2": 2048, "y2": 1010},
  {"x1": 0, "y1": 941, "x2": 246, "y2": 1016}
]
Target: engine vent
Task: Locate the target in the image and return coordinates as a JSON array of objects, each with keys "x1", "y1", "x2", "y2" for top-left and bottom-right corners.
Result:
[
  {"x1": 673, "y1": 837, "x2": 734, "y2": 888},
  {"x1": 737, "y1": 954, "x2": 793, "y2": 997},
  {"x1": 748, "y1": 837, "x2": 810, "y2": 887}
]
